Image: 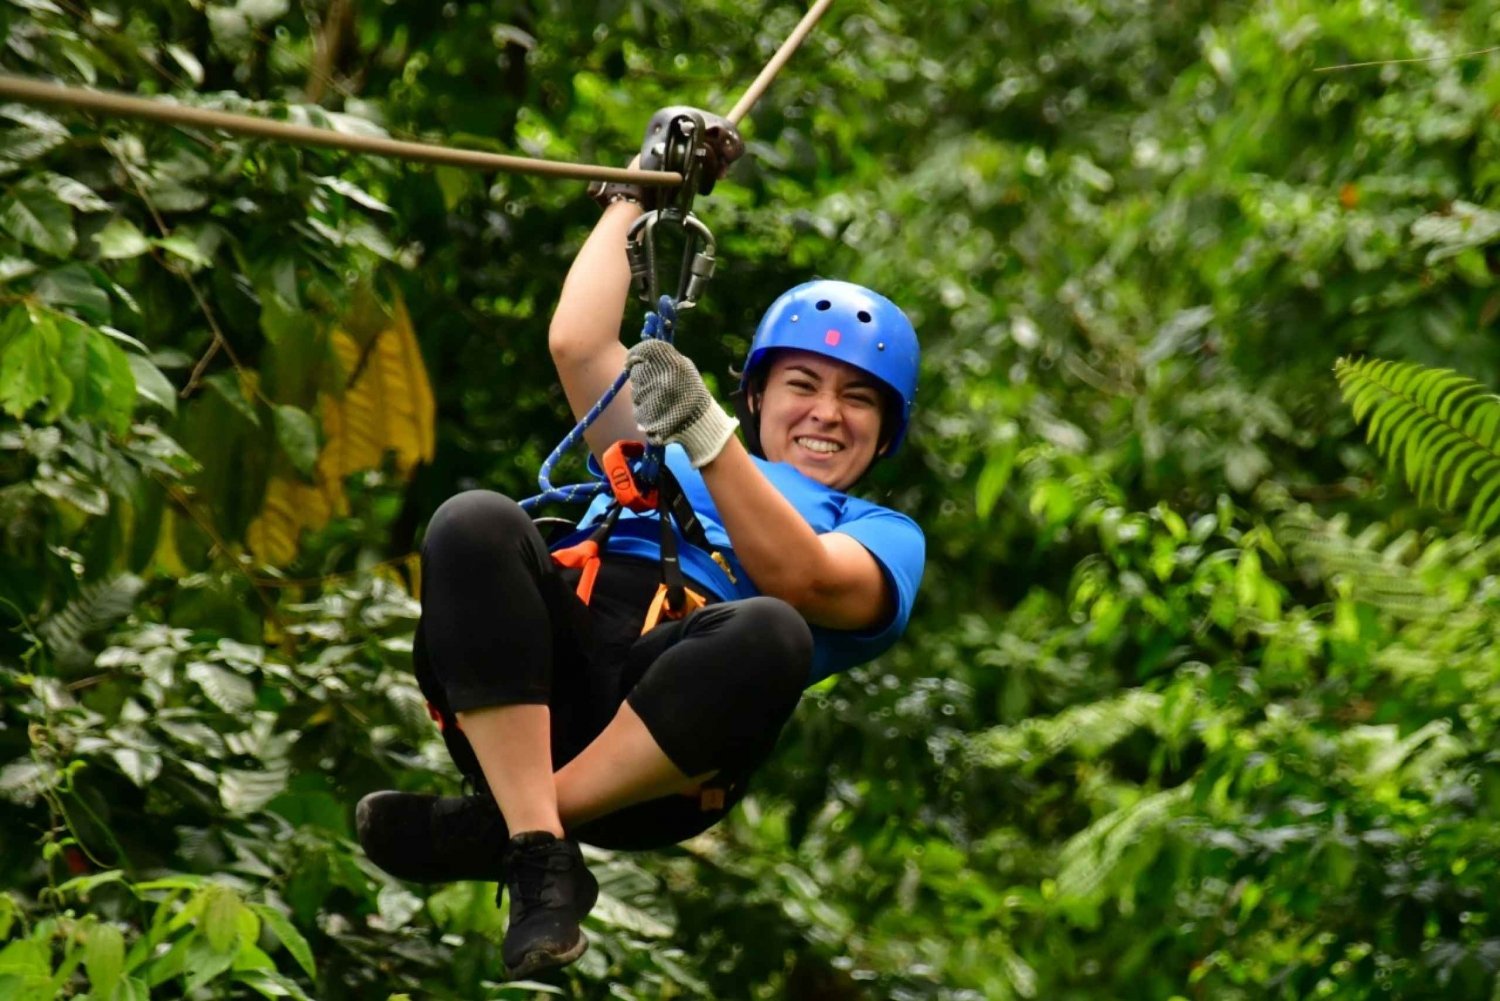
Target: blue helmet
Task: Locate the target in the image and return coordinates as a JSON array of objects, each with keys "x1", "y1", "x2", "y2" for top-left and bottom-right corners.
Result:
[{"x1": 738, "y1": 280, "x2": 920, "y2": 454}]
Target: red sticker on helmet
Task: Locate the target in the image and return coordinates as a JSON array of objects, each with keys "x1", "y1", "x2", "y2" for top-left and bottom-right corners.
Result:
[{"x1": 824, "y1": 329, "x2": 841, "y2": 346}]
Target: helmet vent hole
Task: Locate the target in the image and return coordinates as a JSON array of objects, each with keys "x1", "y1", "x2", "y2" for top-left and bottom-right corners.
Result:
[
  {"x1": 857, "y1": 310, "x2": 872, "y2": 323},
  {"x1": 815, "y1": 300, "x2": 831, "y2": 311}
]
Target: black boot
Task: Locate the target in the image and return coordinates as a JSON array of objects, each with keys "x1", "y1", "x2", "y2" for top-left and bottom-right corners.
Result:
[
  {"x1": 500, "y1": 831, "x2": 599, "y2": 979},
  {"x1": 355, "y1": 790, "x2": 509, "y2": 883}
]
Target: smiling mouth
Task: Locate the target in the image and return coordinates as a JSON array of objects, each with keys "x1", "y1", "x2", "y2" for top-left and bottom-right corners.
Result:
[{"x1": 794, "y1": 436, "x2": 844, "y2": 455}]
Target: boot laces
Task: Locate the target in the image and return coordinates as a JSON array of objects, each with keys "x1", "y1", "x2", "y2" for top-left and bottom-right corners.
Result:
[{"x1": 508, "y1": 844, "x2": 574, "y2": 914}]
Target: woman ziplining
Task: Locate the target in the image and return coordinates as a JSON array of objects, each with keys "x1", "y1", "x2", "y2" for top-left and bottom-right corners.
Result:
[
  {"x1": 355, "y1": 103, "x2": 925, "y2": 979},
  {"x1": 1, "y1": 0, "x2": 918, "y2": 983}
]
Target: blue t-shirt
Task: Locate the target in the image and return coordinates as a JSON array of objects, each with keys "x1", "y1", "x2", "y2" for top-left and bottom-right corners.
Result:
[{"x1": 556, "y1": 445, "x2": 925, "y2": 684}]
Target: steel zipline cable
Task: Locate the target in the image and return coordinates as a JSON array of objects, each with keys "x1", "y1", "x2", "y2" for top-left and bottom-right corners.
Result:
[{"x1": 0, "y1": 0, "x2": 833, "y2": 181}]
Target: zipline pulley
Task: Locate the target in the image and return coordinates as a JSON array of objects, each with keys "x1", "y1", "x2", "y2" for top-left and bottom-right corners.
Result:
[{"x1": 626, "y1": 110, "x2": 719, "y2": 311}]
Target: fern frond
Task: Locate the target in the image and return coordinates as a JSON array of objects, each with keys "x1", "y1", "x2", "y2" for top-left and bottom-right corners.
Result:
[
  {"x1": 38, "y1": 574, "x2": 145, "y2": 673},
  {"x1": 969, "y1": 689, "x2": 1166, "y2": 771},
  {"x1": 1277, "y1": 509, "x2": 1451, "y2": 621},
  {"x1": 1335, "y1": 357, "x2": 1500, "y2": 531}
]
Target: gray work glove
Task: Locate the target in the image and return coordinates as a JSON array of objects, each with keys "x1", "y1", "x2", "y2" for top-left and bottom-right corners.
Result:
[{"x1": 626, "y1": 339, "x2": 739, "y2": 468}]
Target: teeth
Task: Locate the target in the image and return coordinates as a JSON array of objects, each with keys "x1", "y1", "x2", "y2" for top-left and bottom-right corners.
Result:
[{"x1": 796, "y1": 437, "x2": 843, "y2": 454}]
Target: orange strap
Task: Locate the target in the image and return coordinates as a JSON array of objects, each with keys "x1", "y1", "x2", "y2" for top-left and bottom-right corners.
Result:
[
  {"x1": 550, "y1": 540, "x2": 603, "y2": 604},
  {"x1": 678, "y1": 778, "x2": 732, "y2": 811},
  {"x1": 601, "y1": 440, "x2": 658, "y2": 512},
  {"x1": 640, "y1": 581, "x2": 709, "y2": 634},
  {"x1": 426, "y1": 700, "x2": 462, "y2": 733}
]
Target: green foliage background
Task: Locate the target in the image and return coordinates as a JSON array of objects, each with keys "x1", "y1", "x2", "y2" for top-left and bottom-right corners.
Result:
[{"x1": 2, "y1": 0, "x2": 1500, "y2": 998}]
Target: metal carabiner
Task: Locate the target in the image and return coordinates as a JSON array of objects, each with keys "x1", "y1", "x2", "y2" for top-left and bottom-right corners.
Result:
[
  {"x1": 627, "y1": 211, "x2": 717, "y2": 311},
  {"x1": 625, "y1": 110, "x2": 719, "y2": 311}
]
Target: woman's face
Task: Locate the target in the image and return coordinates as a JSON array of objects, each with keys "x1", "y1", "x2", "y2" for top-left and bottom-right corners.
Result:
[{"x1": 753, "y1": 350, "x2": 886, "y2": 491}]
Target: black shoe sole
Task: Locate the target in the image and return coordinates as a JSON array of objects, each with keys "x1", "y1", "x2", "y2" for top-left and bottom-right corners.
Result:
[{"x1": 506, "y1": 931, "x2": 589, "y2": 980}]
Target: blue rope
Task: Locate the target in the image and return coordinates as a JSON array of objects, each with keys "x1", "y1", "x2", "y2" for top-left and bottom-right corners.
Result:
[{"x1": 519, "y1": 296, "x2": 677, "y2": 512}]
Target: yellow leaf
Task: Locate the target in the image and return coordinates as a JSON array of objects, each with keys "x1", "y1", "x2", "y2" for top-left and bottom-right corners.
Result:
[
  {"x1": 326, "y1": 295, "x2": 435, "y2": 478},
  {"x1": 247, "y1": 475, "x2": 335, "y2": 567},
  {"x1": 152, "y1": 507, "x2": 190, "y2": 578},
  {"x1": 246, "y1": 290, "x2": 433, "y2": 568}
]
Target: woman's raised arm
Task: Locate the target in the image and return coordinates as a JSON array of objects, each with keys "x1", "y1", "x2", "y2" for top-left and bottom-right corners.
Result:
[{"x1": 547, "y1": 191, "x2": 644, "y2": 461}]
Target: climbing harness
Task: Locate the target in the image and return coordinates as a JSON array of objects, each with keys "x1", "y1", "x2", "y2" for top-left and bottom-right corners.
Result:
[
  {"x1": 526, "y1": 301, "x2": 726, "y2": 632},
  {"x1": 519, "y1": 102, "x2": 755, "y2": 632}
]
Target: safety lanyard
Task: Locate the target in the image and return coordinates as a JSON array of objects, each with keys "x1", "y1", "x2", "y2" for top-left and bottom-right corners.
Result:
[{"x1": 548, "y1": 442, "x2": 723, "y2": 631}]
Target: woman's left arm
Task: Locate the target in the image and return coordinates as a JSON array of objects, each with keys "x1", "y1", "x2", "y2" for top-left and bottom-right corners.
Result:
[{"x1": 698, "y1": 436, "x2": 893, "y2": 631}]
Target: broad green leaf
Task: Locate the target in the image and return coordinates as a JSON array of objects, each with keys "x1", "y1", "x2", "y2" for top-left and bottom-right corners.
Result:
[
  {"x1": 590, "y1": 891, "x2": 673, "y2": 938},
  {"x1": 0, "y1": 315, "x2": 66, "y2": 420},
  {"x1": 181, "y1": 936, "x2": 237, "y2": 993},
  {"x1": 132, "y1": 876, "x2": 209, "y2": 893},
  {"x1": 0, "y1": 760, "x2": 56, "y2": 806},
  {"x1": 40, "y1": 173, "x2": 108, "y2": 212},
  {"x1": 93, "y1": 218, "x2": 151, "y2": 260},
  {"x1": 0, "y1": 104, "x2": 67, "y2": 136},
  {"x1": 230, "y1": 943, "x2": 274, "y2": 973},
  {"x1": 0, "y1": 185, "x2": 75, "y2": 256},
  {"x1": 206, "y1": 371, "x2": 263, "y2": 428},
  {"x1": 153, "y1": 235, "x2": 212, "y2": 270},
  {"x1": 974, "y1": 445, "x2": 1016, "y2": 519},
  {"x1": 109, "y1": 976, "x2": 150, "y2": 1001},
  {"x1": 0, "y1": 938, "x2": 49, "y2": 977},
  {"x1": 34, "y1": 263, "x2": 112, "y2": 324},
  {"x1": 1235, "y1": 549, "x2": 1262, "y2": 609},
  {"x1": 185, "y1": 662, "x2": 256, "y2": 713},
  {"x1": 0, "y1": 256, "x2": 37, "y2": 281},
  {"x1": 128, "y1": 354, "x2": 178, "y2": 417},
  {"x1": 97, "y1": 326, "x2": 150, "y2": 354},
  {"x1": 271, "y1": 405, "x2": 318, "y2": 478},
  {"x1": 0, "y1": 128, "x2": 67, "y2": 170},
  {"x1": 240, "y1": 0, "x2": 291, "y2": 25},
  {"x1": 57, "y1": 869, "x2": 127, "y2": 898},
  {"x1": 165, "y1": 43, "x2": 205, "y2": 85},
  {"x1": 143, "y1": 930, "x2": 193, "y2": 987},
  {"x1": 248, "y1": 905, "x2": 315, "y2": 981},
  {"x1": 144, "y1": 183, "x2": 208, "y2": 213},
  {"x1": 201, "y1": 887, "x2": 241, "y2": 954},
  {"x1": 34, "y1": 468, "x2": 109, "y2": 515},
  {"x1": 110, "y1": 746, "x2": 163, "y2": 787},
  {"x1": 427, "y1": 880, "x2": 506, "y2": 938},
  {"x1": 53, "y1": 319, "x2": 137, "y2": 434},
  {"x1": 83, "y1": 922, "x2": 125, "y2": 997},
  {"x1": 232, "y1": 969, "x2": 314, "y2": 1000},
  {"x1": 315, "y1": 176, "x2": 392, "y2": 213},
  {"x1": 375, "y1": 885, "x2": 423, "y2": 931},
  {"x1": 220, "y1": 767, "x2": 288, "y2": 815}
]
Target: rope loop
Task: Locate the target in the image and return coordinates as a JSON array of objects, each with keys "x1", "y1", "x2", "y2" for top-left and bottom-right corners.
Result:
[
  {"x1": 519, "y1": 294, "x2": 680, "y2": 512},
  {"x1": 641, "y1": 295, "x2": 678, "y2": 343}
]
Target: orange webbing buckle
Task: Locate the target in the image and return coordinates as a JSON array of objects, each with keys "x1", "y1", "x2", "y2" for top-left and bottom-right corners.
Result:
[
  {"x1": 550, "y1": 538, "x2": 603, "y2": 604},
  {"x1": 640, "y1": 581, "x2": 709, "y2": 634},
  {"x1": 601, "y1": 440, "x2": 658, "y2": 513},
  {"x1": 549, "y1": 505, "x2": 623, "y2": 605}
]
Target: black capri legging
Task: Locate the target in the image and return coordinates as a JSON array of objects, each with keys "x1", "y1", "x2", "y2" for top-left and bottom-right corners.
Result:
[{"x1": 412, "y1": 490, "x2": 813, "y2": 850}]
